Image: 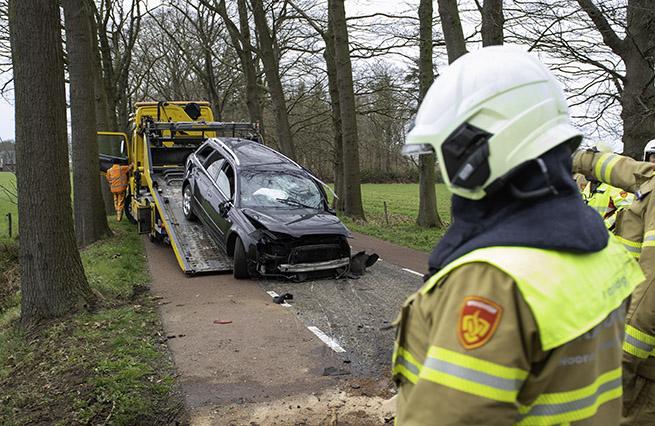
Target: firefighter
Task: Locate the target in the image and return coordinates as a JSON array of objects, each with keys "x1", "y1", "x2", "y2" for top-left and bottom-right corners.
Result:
[
  {"x1": 644, "y1": 139, "x2": 655, "y2": 164},
  {"x1": 394, "y1": 46, "x2": 644, "y2": 425},
  {"x1": 572, "y1": 149, "x2": 655, "y2": 425},
  {"x1": 106, "y1": 159, "x2": 134, "y2": 221},
  {"x1": 581, "y1": 142, "x2": 634, "y2": 229}
]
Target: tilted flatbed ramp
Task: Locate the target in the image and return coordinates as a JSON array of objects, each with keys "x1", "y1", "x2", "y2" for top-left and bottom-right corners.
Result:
[{"x1": 152, "y1": 170, "x2": 233, "y2": 275}]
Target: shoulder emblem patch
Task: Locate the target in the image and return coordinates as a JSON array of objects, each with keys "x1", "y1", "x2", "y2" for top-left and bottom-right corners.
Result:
[
  {"x1": 457, "y1": 296, "x2": 503, "y2": 350},
  {"x1": 620, "y1": 191, "x2": 628, "y2": 198}
]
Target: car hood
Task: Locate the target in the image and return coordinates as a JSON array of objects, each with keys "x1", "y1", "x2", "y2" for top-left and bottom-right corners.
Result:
[{"x1": 241, "y1": 208, "x2": 349, "y2": 238}]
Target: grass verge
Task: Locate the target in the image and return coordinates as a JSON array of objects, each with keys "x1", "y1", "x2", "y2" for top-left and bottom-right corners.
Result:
[{"x1": 0, "y1": 220, "x2": 186, "y2": 425}]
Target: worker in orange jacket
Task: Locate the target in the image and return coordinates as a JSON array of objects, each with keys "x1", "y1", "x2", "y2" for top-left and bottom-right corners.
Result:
[{"x1": 106, "y1": 159, "x2": 134, "y2": 221}]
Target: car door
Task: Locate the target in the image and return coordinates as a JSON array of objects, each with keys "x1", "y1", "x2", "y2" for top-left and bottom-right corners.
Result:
[
  {"x1": 211, "y1": 162, "x2": 235, "y2": 239},
  {"x1": 196, "y1": 150, "x2": 224, "y2": 230}
]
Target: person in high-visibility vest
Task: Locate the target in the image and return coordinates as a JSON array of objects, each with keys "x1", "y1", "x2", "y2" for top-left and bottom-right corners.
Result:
[
  {"x1": 573, "y1": 149, "x2": 655, "y2": 425},
  {"x1": 396, "y1": 46, "x2": 644, "y2": 425},
  {"x1": 579, "y1": 142, "x2": 634, "y2": 230},
  {"x1": 106, "y1": 159, "x2": 134, "y2": 221}
]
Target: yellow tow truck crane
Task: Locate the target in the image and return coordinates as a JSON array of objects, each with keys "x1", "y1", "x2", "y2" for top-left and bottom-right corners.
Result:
[{"x1": 98, "y1": 101, "x2": 260, "y2": 275}]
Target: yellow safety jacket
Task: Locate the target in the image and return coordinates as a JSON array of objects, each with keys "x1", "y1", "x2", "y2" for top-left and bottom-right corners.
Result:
[
  {"x1": 393, "y1": 235, "x2": 643, "y2": 425},
  {"x1": 583, "y1": 182, "x2": 634, "y2": 229},
  {"x1": 573, "y1": 151, "x2": 655, "y2": 396},
  {"x1": 107, "y1": 164, "x2": 130, "y2": 194}
]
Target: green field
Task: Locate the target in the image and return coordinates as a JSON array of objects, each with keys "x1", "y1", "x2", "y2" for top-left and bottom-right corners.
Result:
[
  {"x1": 0, "y1": 172, "x2": 17, "y2": 241},
  {"x1": 332, "y1": 183, "x2": 452, "y2": 253}
]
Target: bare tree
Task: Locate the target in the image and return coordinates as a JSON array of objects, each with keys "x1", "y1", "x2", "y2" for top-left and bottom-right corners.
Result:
[
  {"x1": 63, "y1": 0, "x2": 112, "y2": 247},
  {"x1": 478, "y1": 0, "x2": 504, "y2": 46},
  {"x1": 207, "y1": 0, "x2": 264, "y2": 128},
  {"x1": 416, "y1": 0, "x2": 444, "y2": 228},
  {"x1": 576, "y1": 0, "x2": 655, "y2": 158},
  {"x1": 9, "y1": 0, "x2": 95, "y2": 330},
  {"x1": 250, "y1": 0, "x2": 296, "y2": 159},
  {"x1": 329, "y1": 0, "x2": 364, "y2": 219},
  {"x1": 438, "y1": 0, "x2": 468, "y2": 63},
  {"x1": 95, "y1": 0, "x2": 143, "y2": 134}
]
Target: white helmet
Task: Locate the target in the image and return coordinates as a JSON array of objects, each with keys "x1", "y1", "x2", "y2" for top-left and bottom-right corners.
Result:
[
  {"x1": 644, "y1": 139, "x2": 655, "y2": 161},
  {"x1": 403, "y1": 46, "x2": 582, "y2": 200}
]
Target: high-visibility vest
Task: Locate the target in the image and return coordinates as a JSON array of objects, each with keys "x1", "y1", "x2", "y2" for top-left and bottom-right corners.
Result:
[
  {"x1": 420, "y1": 235, "x2": 641, "y2": 350},
  {"x1": 107, "y1": 164, "x2": 129, "y2": 193},
  {"x1": 393, "y1": 235, "x2": 644, "y2": 424}
]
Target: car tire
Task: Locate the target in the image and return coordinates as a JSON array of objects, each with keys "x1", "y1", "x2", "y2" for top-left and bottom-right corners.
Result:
[
  {"x1": 233, "y1": 237, "x2": 250, "y2": 279},
  {"x1": 183, "y1": 184, "x2": 196, "y2": 221}
]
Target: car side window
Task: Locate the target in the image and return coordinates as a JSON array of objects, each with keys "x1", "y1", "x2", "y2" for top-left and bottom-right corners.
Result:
[
  {"x1": 204, "y1": 151, "x2": 225, "y2": 180},
  {"x1": 215, "y1": 164, "x2": 234, "y2": 199},
  {"x1": 195, "y1": 145, "x2": 213, "y2": 163}
]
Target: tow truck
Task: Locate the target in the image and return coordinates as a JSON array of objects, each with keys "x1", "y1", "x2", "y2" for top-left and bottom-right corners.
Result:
[{"x1": 99, "y1": 101, "x2": 260, "y2": 275}]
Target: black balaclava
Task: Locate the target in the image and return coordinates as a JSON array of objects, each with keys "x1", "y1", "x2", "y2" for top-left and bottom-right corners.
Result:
[{"x1": 426, "y1": 142, "x2": 609, "y2": 280}]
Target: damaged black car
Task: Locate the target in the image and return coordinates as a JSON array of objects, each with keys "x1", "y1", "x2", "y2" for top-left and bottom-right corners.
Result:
[{"x1": 182, "y1": 138, "x2": 351, "y2": 281}]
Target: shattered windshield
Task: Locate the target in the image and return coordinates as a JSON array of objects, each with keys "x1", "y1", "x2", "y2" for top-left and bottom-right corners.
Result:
[{"x1": 239, "y1": 171, "x2": 323, "y2": 209}]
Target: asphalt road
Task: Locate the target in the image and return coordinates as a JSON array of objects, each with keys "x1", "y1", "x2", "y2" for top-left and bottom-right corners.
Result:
[{"x1": 144, "y1": 231, "x2": 430, "y2": 424}]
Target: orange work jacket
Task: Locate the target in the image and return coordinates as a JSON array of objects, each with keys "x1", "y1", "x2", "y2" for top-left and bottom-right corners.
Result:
[{"x1": 107, "y1": 164, "x2": 131, "y2": 193}]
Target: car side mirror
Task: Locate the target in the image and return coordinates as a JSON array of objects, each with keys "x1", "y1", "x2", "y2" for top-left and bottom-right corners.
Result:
[{"x1": 219, "y1": 200, "x2": 232, "y2": 217}]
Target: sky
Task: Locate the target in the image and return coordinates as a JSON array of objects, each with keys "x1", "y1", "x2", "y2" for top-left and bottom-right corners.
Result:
[{"x1": 0, "y1": 95, "x2": 13, "y2": 142}]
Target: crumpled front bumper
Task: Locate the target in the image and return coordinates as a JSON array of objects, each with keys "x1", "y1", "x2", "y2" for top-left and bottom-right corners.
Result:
[{"x1": 277, "y1": 257, "x2": 351, "y2": 273}]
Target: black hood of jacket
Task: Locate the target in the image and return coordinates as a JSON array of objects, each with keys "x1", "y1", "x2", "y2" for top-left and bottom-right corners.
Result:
[{"x1": 426, "y1": 143, "x2": 609, "y2": 279}]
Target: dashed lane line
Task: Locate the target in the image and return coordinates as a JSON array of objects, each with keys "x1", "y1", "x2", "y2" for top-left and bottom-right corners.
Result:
[
  {"x1": 402, "y1": 268, "x2": 423, "y2": 277},
  {"x1": 307, "y1": 326, "x2": 346, "y2": 353}
]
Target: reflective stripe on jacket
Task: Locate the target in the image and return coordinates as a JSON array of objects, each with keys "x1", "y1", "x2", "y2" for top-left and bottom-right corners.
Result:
[
  {"x1": 393, "y1": 235, "x2": 643, "y2": 425},
  {"x1": 107, "y1": 164, "x2": 130, "y2": 193},
  {"x1": 573, "y1": 151, "x2": 655, "y2": 380}
]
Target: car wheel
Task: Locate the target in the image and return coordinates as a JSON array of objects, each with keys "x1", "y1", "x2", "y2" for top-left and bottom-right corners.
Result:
[
  {"x1": 183, "y1": 184, "x2": 196, "y2": 221},
  {"x1": 233, "y1": 237, "x2": 250, "y2": 279}
]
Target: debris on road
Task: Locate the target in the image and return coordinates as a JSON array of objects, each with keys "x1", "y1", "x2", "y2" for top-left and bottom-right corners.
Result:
[{"x1": 273, "y1": 293, "x2": 293, "y2": 304}]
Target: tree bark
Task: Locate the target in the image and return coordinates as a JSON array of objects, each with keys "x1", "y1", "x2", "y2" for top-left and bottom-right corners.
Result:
[
  {"x1": 9, "y1": 0, "x2": 95, "y2": 331},
  {"x1": 212, "y1": 0, "x2": 264, "y2": 131},
  {"x1": 437, "y1": 0, "x2": 468, "y2": 63},
  {"x1": 481, "y1": 0, "x2": 504, "y2": 46},
  {"x1": 324, "y1": 22, "x2": 345, "y2": 212},
  {"x1": 250, "y1": 0, "x2": 296, "y2": 160},
  {"x1": 416, "y1": 0, "x2": 444, "y2": 229},
  {"x1": 87, "y1": 0, "x2": 115, "y2": 215},
  {"x1": 329, "y1": 0, "x2": 365, "y2": 220},
  {"x1": 63, "y1": 0, "x2": 112, "y2": 247}
]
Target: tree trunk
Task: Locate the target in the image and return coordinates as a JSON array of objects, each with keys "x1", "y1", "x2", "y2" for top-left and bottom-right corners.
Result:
[
  {"x1": 213, "y1": 0, "x2": 264, "y2": 132},
  {"x1": 481, "y1": 0, "x2": 504, "y2": 46},
  {"x1": 237, "y1": 0, "x2": 264, "y2": 131},
  {"x1": 63, "y1": 0, "x2": 112, "y2": 247},
  {"x1": 324, "y1": 21, "x2": 345, "y2": 212},
  {"x1": 437, "y1": 0, "x2": 468, "y2": 63},
  {"x1": 416, "y1": 0, "x2": 444, "y2": 228},
  {"x1": 251, "y1": 0, "x2": 296, "y2": 159},
  {"x1": 329, "y1": 0, "x2": 365, "y2": 220},
  {"x1": 9, "y1": 0, "x2": 95, "y2": 331},
  {"x1": 620, "y1": 0, "x2": 655, "y2": 159},
  {"x1": 88, "y1": 0, "x2": 115, "y2": 215}
]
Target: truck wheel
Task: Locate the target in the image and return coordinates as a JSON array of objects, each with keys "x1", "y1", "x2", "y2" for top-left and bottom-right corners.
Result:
[
  {"x1": 183, "y1": 184, "x2": 196, "y2": 221},
  {"x1": 233, "y1": 237, "x2": 250, "y2": 279}
]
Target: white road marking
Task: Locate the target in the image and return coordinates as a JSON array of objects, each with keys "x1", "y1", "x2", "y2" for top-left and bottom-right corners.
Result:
[
  {"x1": 307, "y1": 326, "x2": 346, "y2": 353},
  {"x1": 403, "y1": 268, "x2": 423, "y2": 277},
  {"x1": 266, "y1": 291, "x2": 292, "y2": 307}
]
